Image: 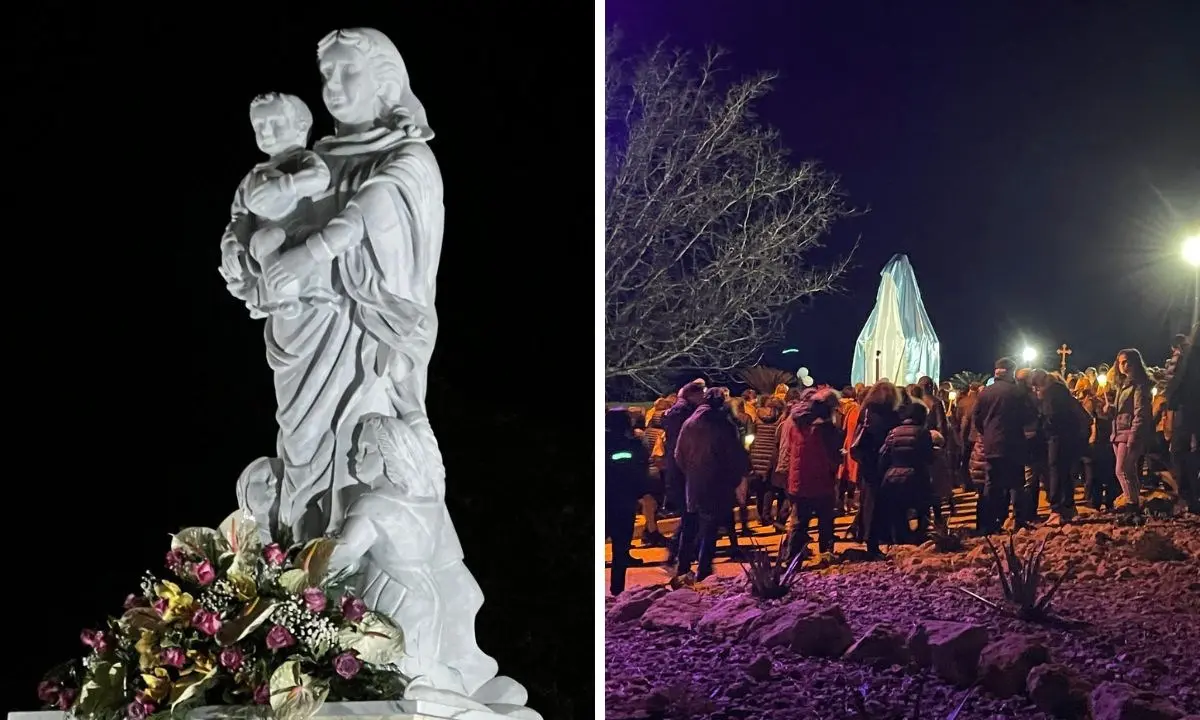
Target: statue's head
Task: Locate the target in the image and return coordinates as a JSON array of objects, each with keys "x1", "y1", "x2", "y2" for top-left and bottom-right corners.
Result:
[
  {"x1": 352, "y1": 413, "x2": 442, "y2": 497},
  {"x1": 316, "y1": 28, "x2": 429, "y2": 135},
  {"x1": 249, "y1": 92, "x2": 313, "y2": 156}
]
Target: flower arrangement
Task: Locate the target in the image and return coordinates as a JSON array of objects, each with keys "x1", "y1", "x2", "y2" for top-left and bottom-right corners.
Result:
[{"x1": 38, "y1": 513, "x2": 407, "y2": 720}]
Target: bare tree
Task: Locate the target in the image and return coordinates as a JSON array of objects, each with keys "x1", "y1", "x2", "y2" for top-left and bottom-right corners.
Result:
[{"x1": 606, "y1": 37, "x2": 857, "y2": 393}]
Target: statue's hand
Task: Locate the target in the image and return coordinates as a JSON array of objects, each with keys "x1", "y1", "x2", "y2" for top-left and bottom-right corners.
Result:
[
  {"x1": 219, "y1": 234, "x2": 249, "y2": 283},
  {"x1": 246, "y1": 178, "x2": 296, "y2": 219},
  {"x1": 264, "y1": 245, "x2": 319, "y2": 295}
]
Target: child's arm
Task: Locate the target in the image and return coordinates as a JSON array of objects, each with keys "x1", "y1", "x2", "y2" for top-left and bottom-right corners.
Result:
[{"x1": 284, "y1": 152, "x2": 333, "y2": 199}]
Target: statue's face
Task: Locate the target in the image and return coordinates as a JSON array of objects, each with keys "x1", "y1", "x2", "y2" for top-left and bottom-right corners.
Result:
[
  {"x1": 250, "y1": 99, "x2": 302, "y2": 155},
  {"x1": 351, "y1": 432, "x2": 384, "y2": 481},
  {"x1": 319, "y1": 42, "x2": 375, "y2": 125}
]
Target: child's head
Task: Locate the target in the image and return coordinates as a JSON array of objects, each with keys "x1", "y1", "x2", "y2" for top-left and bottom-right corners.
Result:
[{"x1": 250, "y1": 92, "x2": 314, "y2": 155}]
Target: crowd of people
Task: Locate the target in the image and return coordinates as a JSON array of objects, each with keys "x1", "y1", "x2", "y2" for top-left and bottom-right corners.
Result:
[{"x1": 604, "y1": 329, "x2": 1199, "y2": 595}]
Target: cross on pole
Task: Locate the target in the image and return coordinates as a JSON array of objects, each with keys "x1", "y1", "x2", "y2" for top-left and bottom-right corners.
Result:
[{"x1": 1057, "y1": 343, "x2": 1072, "y2": 375}]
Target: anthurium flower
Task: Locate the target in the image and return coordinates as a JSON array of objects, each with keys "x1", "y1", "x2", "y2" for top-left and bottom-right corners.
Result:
[
  {"x1": 135, "y1": 630, "x2": 161, "y2": 670},
  {"x1": 153, "y1": 582, "x2": 194, "y2": 623},
  {"x1": 139, "y1": 668, "x2": 170, "y2": 702}
]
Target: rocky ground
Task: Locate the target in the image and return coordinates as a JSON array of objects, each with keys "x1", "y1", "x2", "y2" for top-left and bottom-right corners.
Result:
[{"x1": 605, "y1": 510, "x2": 1200, "y2": 720}]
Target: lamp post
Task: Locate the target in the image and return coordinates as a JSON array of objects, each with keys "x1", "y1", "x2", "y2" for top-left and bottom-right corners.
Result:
[{"x1": 1184, "y1": 235, "x2": 1200, "y2": 329}]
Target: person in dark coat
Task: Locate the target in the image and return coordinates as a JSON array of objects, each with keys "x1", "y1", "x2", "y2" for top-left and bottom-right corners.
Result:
[
  {"x1": 877, "y1": 401, "x2": 935, "y2": 545},
  {"x1": 1034, "y1": 372, "x2": 1086, "y2": 523},
  {"x1": 673, "y1": 388, "x2": 751, "y2": 580},
  {"x1": 783, "y1": 388, "x2": 843, "y2": 561},
  {"x1": 661, "y1": 379, "x2": 706, "y2": 562},
  {"x1": 748, "y1": 400, "x2": 785, "y2": 525},
  {"x1": 973, "y1": 357, "x2": 1037, "y2": 534},
  {"x1": 851, "y1": 381, "x2": 901, "y2": 557},
  {"x1": 1165, "y1": 329, "x2": 1199, "y2": 513},
  {"x1": 605, "y1": 407, "x2": 649, "y2": 595}
]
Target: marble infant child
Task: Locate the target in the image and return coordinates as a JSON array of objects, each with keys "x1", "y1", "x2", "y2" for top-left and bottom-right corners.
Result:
[{"x1": 219, "y1": 92, "x2": 332, "y2": 318}]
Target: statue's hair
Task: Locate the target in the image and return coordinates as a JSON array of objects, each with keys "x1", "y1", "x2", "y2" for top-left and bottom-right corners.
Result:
[
  {"x1": 316, "y1": 27, "x2": 431, "y2": 136},
  {"x1": 249, "y1": 92, "x2": 314, "y2": 134},
  {"x1": 357, "y1": 412, "x2": 444, "y2": 497}
]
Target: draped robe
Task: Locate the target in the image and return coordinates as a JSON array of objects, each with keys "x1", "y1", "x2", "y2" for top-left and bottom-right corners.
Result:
[{"x1": 266, "y1": 125, "x2": 442, "y2": 542}]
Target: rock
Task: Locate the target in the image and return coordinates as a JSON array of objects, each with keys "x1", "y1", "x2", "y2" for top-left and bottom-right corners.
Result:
[
  {"x1": 608, "y1": 585, "x2": 669, "y2": 623},
  {"x1": 913, "y1": 620, "x2": 989, "y2": 687},
  {"x1": 640, "y1": 588, "x2": 709, "y2": 631},
  {"x1": 843, "y1": 623, "x2": 910, "y2": 668},
  {"x1": 1028, "y1": 663, "x2": 1092, "y2": 719},
  {"x1": 745, "y1": 654, "x2": 772, "y2": 681},
  {"x1": 1132, "y1": 531, "x2": 1187, "y2": 562},
  {"x1": 697, "y1": 593, "x2": 764, "y2": 638},
  {"x1": 1089, "y1": 681, "x2": 1184, "y2": 720},
  {"x1": 725, "y1": 680, "x2": 750, "y2": 698},
  {"x1": 907, "y1": 624, "x2": 931, "y2": 668},
  {"x1": 1094, "y1": 530, "x2": 1112, "y2": 546},
  {"x1": 978, "y1": 634, "x2": 1050, "y2": 697},
  {"x1": 743, "y1": 602, "x2": 854, "y2": 657}
]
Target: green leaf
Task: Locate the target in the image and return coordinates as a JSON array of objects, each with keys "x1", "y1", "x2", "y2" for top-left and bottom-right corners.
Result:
[
  {"x1": 337, "y1": 612, "x2": 405, "y2": 665},
  {"x1": 216, "y1": 597, "x2": 278, "y2": 645},
  {"x1": 278, "y1": 568, "x2": 310, "y2": 593},
  {"x1": 269, "y1": 659, "x2": 329, "y2": 720},
  {"x1": 76, "y1": 661, "x2": 127, "y2": 716},
  {"x1": 169, "y1": 663, "x2": 217, "y2": 710},
  {"x1": 170, "y1": 527, "x2": 229, "y2": 562}
]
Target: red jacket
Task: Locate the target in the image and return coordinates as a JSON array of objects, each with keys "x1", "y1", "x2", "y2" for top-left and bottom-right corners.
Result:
[{"x1": 785, "y1": 419, "x2": 842, "y2": 499}]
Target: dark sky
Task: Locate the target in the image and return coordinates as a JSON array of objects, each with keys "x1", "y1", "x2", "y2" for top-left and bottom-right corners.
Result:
[
  {"x1": 12, "y1": 4, "x2": 591, "y2": 716},
  {"x1": 610, "y1": 0, "x2": 1200, "y2": 385}
]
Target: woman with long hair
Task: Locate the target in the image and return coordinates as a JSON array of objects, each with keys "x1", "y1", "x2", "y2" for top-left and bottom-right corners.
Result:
[
  {"x1": 852, "y1": 381, "x2": 902, "y2": 557},
  {"x1": 1111, "y1": 348, "x2": 1154, "y2": 516}
]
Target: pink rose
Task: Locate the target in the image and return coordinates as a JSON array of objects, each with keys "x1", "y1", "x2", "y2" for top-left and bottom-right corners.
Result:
[
  {"x1": 80, "y1": 629, "x2": 110, "y2": 654},
  {"x1": 124, "y1": 594, "x2": 147, "y2": 610},
  {"x1": 126, "y1": 700, "x2": 148, "y2": 720},
  {"x1": 56, "y1": 688, "x2": 77, "y2": 711},
  {"x1": 37, "y1": 680, "x2": 60, "y2": 704},
  {"x1": 263, "y1": 544, "x2": 287, "y2": 566},
  {"x1": 218, "y1": 646, "x2": 244, "y2": 672},
  {"x1": 253, "y1": 683, "x2": 271, "y2": 705},
  {"x1": 333, "y1": 651, "x2": 362, "y2": 679},
  {"x1": 152, "y1": 597, "x2": 169, "y2": 616},
  {"x1": 159, "y1": 647, "x2": 186, "y2": 668},
  {"x1": 339, "y1": 595, "x2": 367, "y2": 622},
  {"x1": 193, "y1": 559, "x2": 216, "y2": 586},
  {"x1": 301, "y1": 587, "x2": 327, "y2": 613},
  {"x1": 191, "y1": 609, "x2": 222, "y2": 636},
  {"x1": 265, "y1": 624, "x2": 295, "y2": 650}
]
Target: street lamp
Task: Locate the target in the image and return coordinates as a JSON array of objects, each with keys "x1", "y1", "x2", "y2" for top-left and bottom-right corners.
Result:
[{"x1": 1184, "y1": 235, "x2": 1200, "y2": 328}]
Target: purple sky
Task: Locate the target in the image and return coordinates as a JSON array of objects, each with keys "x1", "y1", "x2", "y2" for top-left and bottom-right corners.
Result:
[{"x1": 608, "y1": 0, "x2": 1200, "y2": 383}]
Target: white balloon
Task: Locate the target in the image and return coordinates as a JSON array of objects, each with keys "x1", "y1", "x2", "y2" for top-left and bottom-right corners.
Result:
[
  {"x1": 802, "y1": 376, "x2": 814, "y2": 387},
  {"x1": 797, "y1": 367, "x2": 810, "y2": 378}
]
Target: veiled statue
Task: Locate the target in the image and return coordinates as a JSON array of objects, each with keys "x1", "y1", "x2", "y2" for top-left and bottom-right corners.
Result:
[{"x1": 220, "y1": 27, "x2": 540, "y2": 720}]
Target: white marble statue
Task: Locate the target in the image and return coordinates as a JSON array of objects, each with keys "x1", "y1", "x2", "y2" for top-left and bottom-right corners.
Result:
[
  {"x1": 223, "y1": 27, "x2": 438, "y2": 544},
  {"x1": 218, "y1": 27, "x2": 541, "y2": 720}
]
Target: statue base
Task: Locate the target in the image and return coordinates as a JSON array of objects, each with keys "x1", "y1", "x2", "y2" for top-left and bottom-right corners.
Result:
[{"x1": 9, "y1": 700, "x2": 541, "y2": 720}]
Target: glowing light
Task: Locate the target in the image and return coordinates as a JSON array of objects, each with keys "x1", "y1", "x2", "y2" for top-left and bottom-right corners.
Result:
[
  {"x1": 744, "y1": 433, "x2": 755, "y2": 449},
  {"x1": 948, "y1": 390, "x2": 957, "y2": 403},
  {"x1": 781, "y1": 348, "x2": 799, "y2": 354},
  {"x1": 1097, "y1": 372, "x2": 1108, "y2": 387},
  {"x1": 1021, "y1": 347, "x2": 1037, "y2": 364},
  {"x1": 1151, "y1": 386, "x2": 1158, "y2": 397},
  {"x1": 1184, "y1": 235, "x2": 1200, "y2": 268},
  {"x1": 610, "y1": 451, "x2": 632, "y2": 461}
]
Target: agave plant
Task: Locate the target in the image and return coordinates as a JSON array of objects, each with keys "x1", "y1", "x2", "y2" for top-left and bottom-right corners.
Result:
[
  {"x1": 741, "y1": 537, "x2": 802, "y2": 599},
  {"x1": 737, "y1": 366, "x2": 797, "y2": 395},
  {"x1": 949, "y1": 370, "x2": 987, "y2": 390},
  {"x1": 956, "y1": 535, "x2": 1074, "y2": 621}
]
